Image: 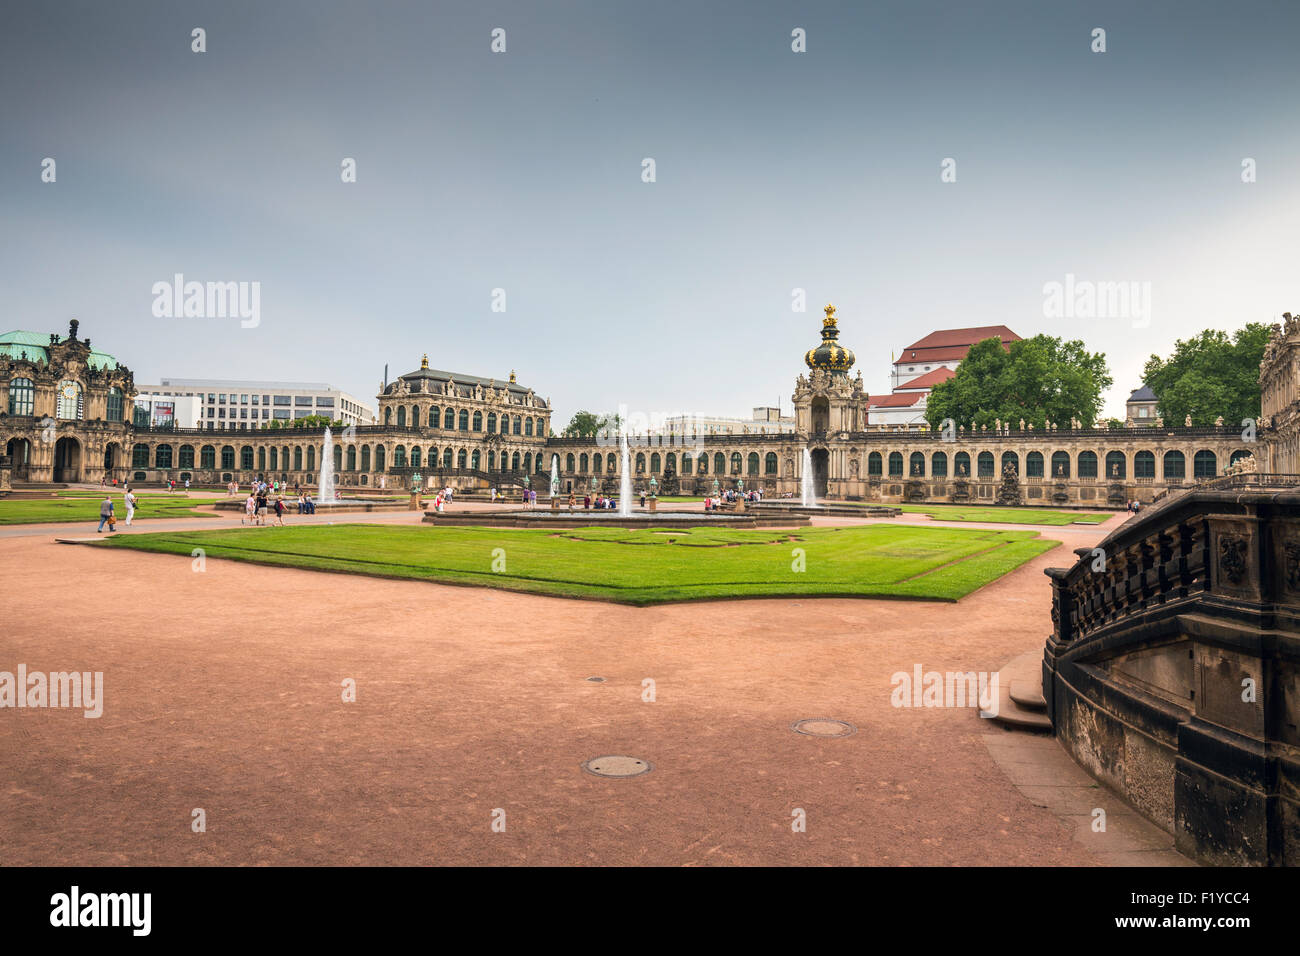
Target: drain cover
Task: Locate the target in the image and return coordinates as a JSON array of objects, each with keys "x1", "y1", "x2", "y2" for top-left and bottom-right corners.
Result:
[
  {"x1": 791, "y1": 718, "x2": 857, "y2": 738},
  {"x1": 582, "y1": 755, "x2": 652, "y2": 778},
  {"x1": 585, "y1": 676, "x2": 606, "y2": 683}
]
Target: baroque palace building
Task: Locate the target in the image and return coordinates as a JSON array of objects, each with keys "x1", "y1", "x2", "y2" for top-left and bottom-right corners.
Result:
[{"x1": 2, "y1": 310, "x2": 1294, "y2": 503}]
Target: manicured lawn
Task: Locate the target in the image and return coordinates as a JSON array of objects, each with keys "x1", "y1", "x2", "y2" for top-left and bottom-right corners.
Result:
[
  {"x1": 894, "y1": 504, "x2": 1110, "y2": 526},
  {"x1": 0, "y1": 491, "x2": 216, "y2": 525},
  {"x1": 98, "y1": 523, "x2": 1059, "y2": 605}
]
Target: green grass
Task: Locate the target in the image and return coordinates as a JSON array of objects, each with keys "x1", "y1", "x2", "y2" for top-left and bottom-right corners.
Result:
[
  {"x1": 97, "y1": 523, "x2": 1059, "y2": 605},
  {"x1": 0, "y1": 490, "x2": 215, "y2": 525},
  {"x1": 893, "y1": 504, "x2": 1110, "y2": 525}
]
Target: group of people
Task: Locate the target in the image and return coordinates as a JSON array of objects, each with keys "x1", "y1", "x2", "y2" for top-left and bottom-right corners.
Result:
[
  {"x1": 566, "y1": 493, "x2": 618, "y2": 510},
  {"x1": 160, "y1": 477, "x2": 189, "y2": 494},
  {"x1": 704, "y1": 488, "x2": 762, "y2": 511},
  {"x1": 1126, "y1": 499, "x2": 1144, "y2": 516}
]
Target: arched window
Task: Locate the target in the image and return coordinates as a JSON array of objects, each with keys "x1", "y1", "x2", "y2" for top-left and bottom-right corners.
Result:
[
  {"x1": 765, "y1": 452, "x2": 778, "y2": 475},
  {"x1": 578, "y1": 453, "x2": 587, "y2": 472},
  {"x1": 132, "y1": 443, "x2": 149, "y2": 468},
  {"x1": 1026, "y1": 451, "x2": 1044, "y2": 478},
  {"x1": 714, "y1": 453, "x2": 726, "y2": 475},
  {"x1": 473, "y1": 411, "x2": 483, "y2": 431},
  {"x1": 443, "y1": 448, "x2": 453, "y2": 468},
  {"x1": 457, "y1": 449, "x2": 467, "y2": 469},
  {"x1": 1162, "y1": 450, "x2": 1185, "y2": 480},
  {"x1": 695, "y1": 454, "x2": 707, "y2": 475},
  {"x1": 651, "y1": 453, "x2": 662, "y2": 474},
  {"x1": 333, "y1": 444, "x2": 341, "y2": 471},
  {"x1": 1134, "y1": 450, "x2": 1155, "y2": 479},
  {"x1": 8, "y1": 378, "x2": 34, "y2": 416},
  {"x1": 57, "y1": 380, "x2": 83, "y2": 420},
  {"x1": 410, "y1": 446, "x2": 421, "y2": 468},
  {"x1": 1081, "y1": 450, "x2": 1100, "y2": 478},
  {"x1": 258, "y1": 448, "x2": 267, "y2": 471},
  {"x1": 155, "y1": 444, "x2": 173, "y2": 468},
  {"x1": 931, "y1": 451, "x2": 947, "y2": 477},
  {"x1": 1105, "y1": 451, "x2": 1126, "y2": 479},
  {"x1": 347, "y1": 446, "x2": 357, "y2": 471},
  {"x1": 226, "y1": 446, "x2": 238, "y2": 470},
  {"x1": 977, "y1": 452, "x2": 994, "y2": 478},
  {"x1": 487, "y1": 450, "x2": 496, "y2": 470},
  {"x1": 444, "y1": 408, "x2": 455, "y2": 429},
  {"x1": 566, "y1": 454, "x2": 575, "y2": 472},
  {"x1": 636, "y1": 453, "x2": 646, "y2": 474},
  {"x1": 375, "y1": 445, "x2": 386, "y2": 471},
  {"x1": 888, "y1": 452, "x2": 903, "y2": 477},
  {"x1": 909, "y1": 452, "x2": 925, "y2": 477},
  {"x1": 307, "y1": 446, "x2": 316, "y2": 471},
  {"x1": 955, "y1": 452, "x2": 971, "y2": 477},
  {"x1": 607, "y1": 453, "x2": 615, "y2": 473},
  {"x1": 470, "y1": 449, "x2": 480, "y2": 470},
  {"x1": 179, "y1": 445, "x2": 195, "y2": 469},
  {"x1": 593, "y1": 454, "x2": 603, "y2": 474},
  {"x1": 361, "y1": 445, "x2": 371, "y2": 471},
  {"x1": 746, "y1": 453, "x2": 758, "y2": 475},
  {"x1": 512, "y1": 416, "x2": 521, "y2": 435},
  {"x1": 525, "y1": 418, "x2": 534, "y2": 437},
  {"x1": 397, "y1": 406, "x2": 406, "y2": 427},
  {"x1": 536, "y1": 418, "x2": 545, "y2": 438},
  {"x1": 106, "y1": 387, "x2": 124, "y2": 422},
  {"x1": 487, "y1": 412, "x2": 496, "y2": 434},
  {"x1": 429, "y1": 406, "x2": 440, "y2": 427},
  {"x1": 730, "y1": 452, "x2": 742, "y2": 474},
  {"x1": 868, "y1": 452, "x2": 883, "y2": 476},
  {"x1": 384, "y1": 408, "x2": 392, "y2": 425},
  {"x1": 1193, "y1": 450, "x2": 1217, "y2": 478},
  {"x1": 293, "y1": 447, "x2": 303, "y2": 471},
  {"x1": 1229, "y1": 449, "x2": 1252, "y2": 466},
  {"x1": 511, "y1": 452, "x2": 520, "y2": 471},
  {"x1": 1051, "y1": 451, "x2": 1071, "y2": 478},
  {"x1": 525, "y1": 452, "x2": 533, "y2": 472},
  {"x1": 393, "y1": 446, "x2": 406, "y2": 468},
  {"x1": 270, "y1": 448, "x2": 279, "y2": 471},
  {"x1": 1001, "y1": 451, "x2": 1018, "y2": 477},
  {"x1": 200, "y1": 445, "x2": 216, "y2": 469}
]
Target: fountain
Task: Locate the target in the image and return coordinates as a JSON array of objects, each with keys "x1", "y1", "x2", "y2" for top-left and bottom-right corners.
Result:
[
  {"x1": 619, "y1": 430, "x2": 632, "y2": 516},
  {"x1": 320, "y1": 427, "x2": 337, "y2": 501},
  {"x1": 801, "y1": 447, "x2": 815, "y2": 507},
  {"x1": 550, "y1": 455, "x2": 560, "y2": 500}
]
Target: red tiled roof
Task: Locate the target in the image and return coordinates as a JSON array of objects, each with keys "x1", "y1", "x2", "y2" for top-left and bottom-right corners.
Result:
[
  {"x1": 896, "y1": 367, "x2": 956, "y2": 390},
  {"x1": 867, "y1": 392, "x2": 924, "y2": 408},
  {"x1": 902, "y1": 325, "x2": 1021, "y2": 351}
]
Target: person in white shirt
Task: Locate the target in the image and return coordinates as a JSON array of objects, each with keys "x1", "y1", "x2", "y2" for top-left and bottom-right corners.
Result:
[{"x1": 124, "y1": 487, "x2": 137, "y2": 526}]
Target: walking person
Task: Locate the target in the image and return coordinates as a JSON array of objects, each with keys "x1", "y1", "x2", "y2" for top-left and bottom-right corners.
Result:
[
  {"x1": 96, "y1": 496, "x2": 116, "y2": 533},
  {"x1": 124, "y1": 487, "x2": 137, "y2": 526},
  {"x1": 243, "y1": 493, "x2": 255, "y2": 525},
  {"x1": 274, "y1": 495, "x2": 286, "y2": 526}
]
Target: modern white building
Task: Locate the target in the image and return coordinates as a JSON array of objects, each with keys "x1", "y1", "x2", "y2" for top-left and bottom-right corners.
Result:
[
  {"x1": 132, "y1": 393, "x2": 204, "y2": 429},
  {"x1": 136, "y1": 378, "x2": 376, "y2": 431},
  {"x1": 653, "y1": 406, "x2": 796, "y2": 436}
]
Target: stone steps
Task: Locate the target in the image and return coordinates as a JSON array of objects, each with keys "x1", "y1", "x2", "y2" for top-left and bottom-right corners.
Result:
[{"x1": 983, "y1": 651, "x2": 1051, "y2": 732}]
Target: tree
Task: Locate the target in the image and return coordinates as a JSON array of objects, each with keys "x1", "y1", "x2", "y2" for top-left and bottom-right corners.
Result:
[
  {"x1": 1141, "y1": 324, "x2": 1270, "y2": 427},
  {"x1": 924, "y1": 335, "x2": 1111, "y2": 430},
  {"x1": 289, "y1": 414, "x2": 343, "y2": 430},
  {"x1": 564, "y1": 410, "x2": 622, "y2": 438}
]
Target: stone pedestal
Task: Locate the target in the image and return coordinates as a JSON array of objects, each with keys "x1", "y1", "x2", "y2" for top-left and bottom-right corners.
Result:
[
  {"x1": 648, "y1": 497, "x2": 658, "y2": 512},
  {"x1": 408, "y1": 491, "x2": 421, "y2": 510}
]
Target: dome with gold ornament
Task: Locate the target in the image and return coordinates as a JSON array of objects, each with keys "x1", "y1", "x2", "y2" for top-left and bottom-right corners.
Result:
[{"x1": 804, "y1": 304, "x2": 856, "y2": 373}]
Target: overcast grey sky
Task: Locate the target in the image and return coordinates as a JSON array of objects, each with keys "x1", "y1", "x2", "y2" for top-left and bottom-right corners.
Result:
[{"x1": 2, "y1": 0, "x2": 1297, "y2": 424}]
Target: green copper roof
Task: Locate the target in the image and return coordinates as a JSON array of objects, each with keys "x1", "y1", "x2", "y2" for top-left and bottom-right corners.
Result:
[{"x1": 0, "y1": 330, "x2": 118, "y2": 370}]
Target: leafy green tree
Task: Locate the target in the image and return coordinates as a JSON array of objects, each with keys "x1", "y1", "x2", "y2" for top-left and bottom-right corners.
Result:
[
  {"x1": 1141, "y1": 324, "x2": 1270, "y2": 427},
  {"x1": 289, "y1": 414, "x2": 343, "y2": 430},
  {"x1": 564, "y1": 410, "x2": 622, "y2": 438},
  {"x1": 924, "y1": 335, "x2": 1111, "y2": 430}
]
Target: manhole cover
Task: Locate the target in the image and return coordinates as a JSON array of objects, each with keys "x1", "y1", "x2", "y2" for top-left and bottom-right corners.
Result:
[
  {"x1": 791, "y1": 718, "x2": 857, "y2": 738},
  {"x1": 582, "y1": 755, "x2": 652, "y2": 778},
  {"x1": 585, "y1": 676, "x2": 606, "y2": 682}
]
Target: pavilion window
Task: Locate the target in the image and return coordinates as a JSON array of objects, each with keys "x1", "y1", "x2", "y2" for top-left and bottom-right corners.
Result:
[
  {"x1": 459, "y1": 410, "x2": 469, "y2": 431},
  {"x1": 307, "y1": 446, "x2": 316, "y2": 471},
  {"x1": 955, "y1": 452, "x2": 971, "y2": 477},
  {"x1": 397, "y1": 407, "x2": 406, "y2": 427},
  {"x1": 1134, "y1": 451, "x2": 1155, "y2": 479},
  {"x1": 155, "y1": 444, "x2": 173, "y2": 468},
  {"x1": 473, "y1": 411, "x2": 483, "y2": 431},
  {"x1": 525, "y1": 419, "x2": 534, "y2": 437},
  {"x1": 511, "y1": 452, "x2": 520, "y2": 471},
  {"x1": 132, "y1": 443, "x2": 149, "y2": 468},
  {"x1": 179, "y1": 445, "x2": 195, "y2": 469},
  {"x1": 228, "y1": 447, "x2": 241, "y2": 470},
  {"x1": 653, "y1": 453, "x2": 663, "y2": 474},
  {"x1": 347, "y1": 446, "x2": 357, "y2": 471},
  {"x1": 200, "y1": 445, "x2": 216, "y2": 469},
  {"x1": 636, "y1": 453, "x2": 646, "y2": 473},
  {"x1": 931, "y1": 452, "x2": 947, "y2": 477},
  {"x1": 1000, "y1": 451, "x2": 1018, "y2": 477},
  {"x1": 1051, "y1": 451, "x2": 1071, "y2": 478},
  {"x1": 730, "y1": 452, "x2": 742, "y2": 474},
  {"x1": 429, "y1": 407, "x2": 440, "y2": 428},
  {"x1": 977, "y1": 452, "x2": 994, "y2": 478},
  {"x1": 472, "y1": 450, "x2": 481, "y2": 470},
  {"x1": 1026, "y1": 452, "x2": 1043, "y2": 478},
  {"x1": 444, "y1": 408, "x2": 455, "y2": 429},
  {"x1": 487, "y1": 413, "x2": 496, "y2": 433},
  {"x1": 593, "y1": 454, "x2": 603, "y2": 474},
  {"x1": 680, "y1": 454, "x2": 691, "y2": 475},
  {"x1": 394, "y1": 446, "x2": 406, "y2": 468},
  {"x1": 411, "y1": 447, "x2": 421, "y2": 468},
  {"x1": 868, "y1": 452, "x2": 883, "y2": 476},
  {"x1": 294, "y1": 447, "x2": 303, "y2": 470},
  {"x1": 106, "y1": 387, "x2": 123, "y2": 422},
  {"x1": 566, "y1": 454, "x2": 575, "y2": 472},
  {"x1": 361, "y1": 446, "x2": 371, "y2": 471},
  {"x1": 375, "y1": 445, "x2": 386, "y2": 471},
  {"x1": 1104, "y1": 451, "x2": 1125, "y2": 479},
  {"x1": 8, "y1": 378, "x2": 34, "y2": 416},
  {"x1": 714, "y1": 453, "x2": 725, "y2": 474},
  {"x1": 747, "y1": 453, "x2": 759, "y2": 475},
  {"x1": 443, "y1": 448, "x2": 453, "y2": 468},
  {"x1": 910, "y1": 452, "x2": 925, "y2": 476},
  {"x1": 1194, "y1": 450, "x2": 1217, "y2": 478},
  {"x1": 889, "y1": 452, "x2": 903, "y2": 477}
]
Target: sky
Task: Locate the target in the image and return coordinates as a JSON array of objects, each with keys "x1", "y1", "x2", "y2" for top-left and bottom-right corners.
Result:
[{"x1": 2, "y1": 0, "x2": 1297, "y2": 425}]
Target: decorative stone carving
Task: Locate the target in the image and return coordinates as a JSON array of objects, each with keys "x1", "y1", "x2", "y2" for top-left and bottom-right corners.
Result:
[{"x1": 1218, "y1": 535, "x2": 1248, "y2": 584}]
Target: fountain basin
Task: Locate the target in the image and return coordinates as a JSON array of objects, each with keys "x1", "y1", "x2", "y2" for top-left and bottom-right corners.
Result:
[
  {"x1": 422, "y1": 509, "x2": 810, "y2": 529},
  {"x1": 750, "y1": 500, "x2": 902, "y2": 518},
  {"x1": 211, "y1": 498, "x2": 409, "y2": 515}
]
